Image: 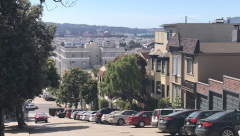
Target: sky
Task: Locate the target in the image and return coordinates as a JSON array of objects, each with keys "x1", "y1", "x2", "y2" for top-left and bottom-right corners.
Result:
[{"x1": 30, "y1": 0, "x2": 240, "y2": 28}]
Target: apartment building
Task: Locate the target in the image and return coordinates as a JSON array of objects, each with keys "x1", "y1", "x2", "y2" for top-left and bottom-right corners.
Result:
[
  {"x1": 167, "y1": 28, "x2": 240, "y2": 109},
  {"x1": 52, "y1": 41, "x2": 126, "y2": 76}
]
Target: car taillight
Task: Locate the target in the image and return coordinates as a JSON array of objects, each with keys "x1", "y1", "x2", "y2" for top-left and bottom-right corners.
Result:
[
  {"x1": 104, "y1": 115, "x2": 106, "y2": 117},
  {"x1": 128, "y1": 117, "x2": 132, "y2": 120},
  {"x1": 202, "y1": 122, "x2": 212, "y2": 127},
  {"x1": 164, "y1": 117, "x2": 173, "y2": 121},
  {"x1": 97, "y1": 113, "x2": 101, "y2": 116},
  {"x1": 81, "y1": 115, "x2": 83, "y2": 116},
  {"x1": 157, "y1": 110, "x2": 160, "y2": 119},
  {"x1": 190, "y1": 118, "x2": 198, "y2": 123},
  {"x1": 91, "y1": 115, "x2": 94, "y2": 117},
  {"x1": 84, "y1": 115, "x2": 87, "y2": 116}
]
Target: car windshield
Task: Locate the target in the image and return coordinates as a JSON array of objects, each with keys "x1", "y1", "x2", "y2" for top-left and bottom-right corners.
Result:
[
  {"x1": 37, "y1": 112, "x2": 46, "y2": 115},
  {"x1": 207, "y1": 112, "x2": 226, "y2": 120},
  {"x1": 188, "y1": 111, "x2": 200, "y2": 118}
]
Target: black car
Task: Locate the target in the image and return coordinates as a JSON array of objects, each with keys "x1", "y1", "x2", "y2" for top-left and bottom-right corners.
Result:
[
  {"x1": 95, "y1": 108, "x2": 120, "y2": 123},
  {"x1": 57, "y1": 109, "x2": 67, "y2": 118},
  {"x1": 195, "y1": 110, "x2": 240, "y2": 136},
  {"x1": 46, "y1": 97, "x2": 56, "y2": 101},
  {"x1": 158, "y1": 110, "x2": 198, "y2": 136},
  {"x1": 184, "y1": 110, "x2": 220, "y2": 135}
]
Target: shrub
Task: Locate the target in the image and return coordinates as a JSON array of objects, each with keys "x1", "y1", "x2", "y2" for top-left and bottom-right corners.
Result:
[
  {"x1": 158, "y1": 97, "x2": 170, "y2": 108},
  {"x1": 114, "y1": 100, "x2": 126, "y2": 110},
  {"x1": 124, "y1": 101, "x2": 141, "y2": 111},
  {"x1": 98, "y1": 98, "x2": 109, "y2": 109},
  {"x1": 172, "y1": 95, "x2": 182, "y2": 108}
]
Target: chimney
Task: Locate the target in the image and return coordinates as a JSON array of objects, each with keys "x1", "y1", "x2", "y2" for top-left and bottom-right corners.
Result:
[
  {"x1": 227, "y1": 17, "x2": 231, "y2": 23},
  {"x1": 232, "y1": 25, "x2": 240, "y2": 42}
]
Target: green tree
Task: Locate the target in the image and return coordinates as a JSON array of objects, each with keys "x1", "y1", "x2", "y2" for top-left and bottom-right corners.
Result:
[
  {"x1": 91, "y1": 69, "x2": 99, "y2": 78},
  {"x1": 45, "y1": 58, "x2": 61, "y2": 88},
  {"x1": 100, "y1": 54, "x2": 155, "y2": 110},
  {"x1": 98, "y1": 98, "x2": 109, "y2": 109},
  {"x1": 56, "y1": 68, "x2": 90, "y2": 109},
  {"x1": 158, "y1": 97, "x2": 170, "y2": 108},
  {"x1": 101, "y1": 54, "x2": 141, "y2": 108},
  {"x1": 80, "y1": 79, "x2": 98, "y2": 110},
  {"x1": 172, "y1": 95, "x2": 182, "y2": 108},
  {"x1": 114, "y1": 100, "x2": 126, "y2": 110},
  {"x1": 0, "y1": 0, "x2": 57, "y2": 133}
]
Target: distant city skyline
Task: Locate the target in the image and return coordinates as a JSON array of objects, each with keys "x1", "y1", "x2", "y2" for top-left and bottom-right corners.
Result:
[{"x1": 30, "y1": 0, "x2": 239, "y2": 28}]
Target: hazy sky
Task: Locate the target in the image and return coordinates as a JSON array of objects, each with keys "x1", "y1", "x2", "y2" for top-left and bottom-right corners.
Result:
[{"x1": 30, "y1": 0, "x2": 239, "y2": 28}]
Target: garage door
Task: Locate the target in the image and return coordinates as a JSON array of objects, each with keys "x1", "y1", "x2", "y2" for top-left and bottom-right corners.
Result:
[
  {"x1": 225, "y1": 92, "x2": 239, "y2": 110},
  {"x1": 210, "y1": 92, "x2": 222, "y2": 110},
  {"x1": 186, "y1": 91, "x2": 195, "y2": 109},
  {"x1": 197, "y1": 94, "x2": 208, "y2": 110}
]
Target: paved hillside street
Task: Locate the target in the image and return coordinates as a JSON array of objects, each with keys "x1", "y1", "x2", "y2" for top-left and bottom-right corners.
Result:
[{"x1": 27, "y1": 98, "x2": 171, "y2": 136}]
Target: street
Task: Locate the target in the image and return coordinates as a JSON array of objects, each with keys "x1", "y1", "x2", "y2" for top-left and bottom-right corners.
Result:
[{"x1": 27, "y1": 97, "x2": 171, "y2": 136}]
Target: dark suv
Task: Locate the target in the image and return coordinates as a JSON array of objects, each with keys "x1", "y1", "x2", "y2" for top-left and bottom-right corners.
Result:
[{"x1": 95, "y1": 108, "x2": 119, "y2": 123}]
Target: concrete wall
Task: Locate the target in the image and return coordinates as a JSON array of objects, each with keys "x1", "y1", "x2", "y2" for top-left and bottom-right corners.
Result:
[{"x1": 198, "y1": 54, "x2": 240, "y2": 84}]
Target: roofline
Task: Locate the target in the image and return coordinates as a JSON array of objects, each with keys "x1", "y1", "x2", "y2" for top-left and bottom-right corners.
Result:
[{"x1": 161, "y1": 24, "x2": 177, "y2": 27}]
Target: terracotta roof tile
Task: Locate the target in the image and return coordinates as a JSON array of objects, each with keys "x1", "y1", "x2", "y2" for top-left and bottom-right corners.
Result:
[{"x1": 140, "y1": 52, "x2": 151, "y2": 59}]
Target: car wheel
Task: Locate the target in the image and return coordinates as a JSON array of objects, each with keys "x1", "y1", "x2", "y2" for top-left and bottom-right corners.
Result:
[
  {"x1": 220, "y1": 128, "x2": 235, "y2": 136},
  {"x1": 117, "y1": 119, "x2": 125, "y2": 126},
  {"x1": 170, "y1": 132, "x2": 176, "y2": 135},
  {"x1": 45, "y1": 120, "x2": 48, "y2": 123},
  {"x1": 178, "y1": 126, "x2": 188, "y2": 136},
  {"x1": 35, "y1": 120, "x2": 37, "y2": 123},
  {"x1": 138, "y1": 121, "x2": 145, "y2": 128}
]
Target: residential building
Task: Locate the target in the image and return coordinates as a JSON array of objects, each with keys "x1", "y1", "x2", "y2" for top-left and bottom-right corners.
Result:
[
  {"x1": 167, "y1": 30, "x2": 240, "y2": 109},
  {"x1": 52, "y1": 41, "x2": 126, "y2": 76}
]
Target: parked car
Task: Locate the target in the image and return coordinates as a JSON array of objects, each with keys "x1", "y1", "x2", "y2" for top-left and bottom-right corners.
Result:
[
  {"x1": 76, "y1": 111, "x2": 87, "y2": 120},
  {"x1": 126, "y1": 111, "x2": 153, "y2": 128},
  {"x1": 101, "y1": 111, "x2": 121, "y2": 124},
  {"x1": 46, "y1": 97, "x2": 56, "y2": 101},
  {"x1": 195, "y1": 110, "x2": 240, "y2": 136},
  {"x1": 158, "y1": 110, "x2": 198, "y2": 136},
  {"x1": 65, "y1": 109, "x2": 73, "y2": 118},
  {"x1": 89, "y1": 113, "x2": 97, "y2": 122},
  {"x1": 57, "y1": 109, "x2": 67, "y2": 118},
  {"x1": 184, "y1": 110, "x2": 220, "y2": 135},
  {"x1": 82, "y1": 111, "x2": 97, "y2": 121},
  {"x1": 108, "y1": 110, "x2": 137, "y2": 125},
  {"x1": 95, "y1": 108, "x2": 120, "y2": 123},
  {"x1": 151, "y1": 108, "x2": 183, "y2": 127},
  {"x1": 69, "y1": 109, "x2": 83, "y2": 119},
  {"x1": 26, "y1": 103, "x2": 38, "y2": 110},
  {"x1": 35, "y1": 112, "x2": 48, "y2": 123}
]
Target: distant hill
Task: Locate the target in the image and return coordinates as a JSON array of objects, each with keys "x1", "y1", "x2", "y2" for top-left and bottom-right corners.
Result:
[{"x1": 45, "y1": 22, "x2": 162, "y2": 36}]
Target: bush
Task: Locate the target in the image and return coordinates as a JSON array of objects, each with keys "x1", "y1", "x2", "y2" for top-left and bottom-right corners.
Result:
[
  {"x1": 158, "y1": 97, "x2": 170, "y2": 108},
  {"x1": 98, "y1": 98, "x2": 109, "y2": 109},
  {"x1": 114, "y1": 100, "x2": 126, "y2": 110},
  {"x1": 172, "y1": 95, "x2": 182, "y2": 108},
  {"x1": 124, "y1": 101, "x2": 142, "y2": 111}
]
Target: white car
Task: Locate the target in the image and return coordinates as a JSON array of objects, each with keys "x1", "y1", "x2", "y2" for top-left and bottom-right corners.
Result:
[
  {"x1": 89, "y1": 113, "x2": 96, "y2": 122},
  {"x1": 82, "y1": 111, "x2": 97, "y2": 121},
  {"x1": 101, "y1": 111, "x2": 121, "y2": 124},
  {"x1": 26, "y1": 103, "x2": 38, "y2": 110}
]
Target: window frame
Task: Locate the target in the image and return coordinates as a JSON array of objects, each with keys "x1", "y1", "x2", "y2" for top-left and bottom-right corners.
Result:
[
  {"x1": 162, "y1": 61, "x2": 166, "y2": 73},
  {"x1": 167, "y1": 30, "x2": 173, "y2": 40},
  {"x1": 157, "y1": 59, "x2": 161, "y2": 72},
  {"x1": 187, "y1": 59, "x2": 193, "y2": 74},
  {"x1": 156, "y1": 81, "x2": 161, "y2": 94}
]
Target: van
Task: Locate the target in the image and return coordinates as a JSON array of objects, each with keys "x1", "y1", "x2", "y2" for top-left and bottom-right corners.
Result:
[{"x1": 151, "y1": 108, "x2": 183, "y2": 127}]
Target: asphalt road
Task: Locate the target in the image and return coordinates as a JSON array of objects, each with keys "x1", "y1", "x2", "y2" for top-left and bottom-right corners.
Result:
[{"x1": 27, "y1": 98, "x2": 172, "y2": 136}]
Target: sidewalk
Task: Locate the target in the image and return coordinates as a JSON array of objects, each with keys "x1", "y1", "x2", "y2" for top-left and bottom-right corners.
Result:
[{"x1": 4, "y1": 120, "x2": 29, "y2": 136}]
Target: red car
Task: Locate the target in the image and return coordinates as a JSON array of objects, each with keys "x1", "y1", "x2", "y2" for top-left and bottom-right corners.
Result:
[
  {"x1": 35, "y1": 112, "x2": 48, "y2": 123},
  {"x1": 126, "y1": 111, "x2": 153, "y2": 128},
  {"x1": 65, "y1": 109, "x2": 73, "y2": 118}
]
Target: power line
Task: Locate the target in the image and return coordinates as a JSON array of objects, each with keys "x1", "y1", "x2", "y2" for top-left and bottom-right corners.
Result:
[
  {"x1": 187, "y1": 16, "x2": 203, "y2": 23},
  {"x1": 172, "y1": 17, "x2": 185, "y2": 24}
]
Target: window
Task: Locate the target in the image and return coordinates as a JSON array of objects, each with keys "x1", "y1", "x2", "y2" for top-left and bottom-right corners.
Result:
[
  {"x1": 152, "y1": 58, "x2": 155, "y2": 70},
  {"x1": 70, "y1": 61, "x2": 76, "y2": 65},
  {"x1": 162, "y1": 61, "x2": 165, "y2": 73},
  {"x1": 156, "y1": 81, "x2": 161, "y2": 94},
  {"x1": 187, "y1": 59, "x2": 193, "y2": 74},
  {"x1": 82, "y1": 61, "x2": 86, "y2": 65},
  {"x1": 157, "y1": 60, "x2": 161, "y2": 72},
  {"x1": 162, "y1": 85, "x2": 165, "y2": 97},
  {"x1": 167, "y1": 61, "x2": 169, "y2": 75},
  {"x1": 105, "y1": 53, "x2": 110, "y2": 57},
  {"x1": 142, "y1": 112, "x2": 152, "y2": 117},
  {"x1": 105, "y1": 61, "x2": 107, "y2": 64},
  {"x1": 172, "y1": 84, "x2": 180, "y2": 101},
  {"x1": 167, "y1": 85, "x2": 169, "y2": 97},
  {"x1": 167, "y1": 30, "x2": 173, "y2": 40},
  {"x1": 152, "y1": 80, "x2": 155, "y2": 93},
  {"x1": 71, "y1": 54, "x2": 76, "y2": 57},
  {"x1": 116, "y1": 53, "x2": 121, "y2": 57},
  {"x1": 172, "y1": 57, "x2": 176, "y2": 75},
  {"x1": 172, "y1": 56, "x2": 181, "y2": 76}
]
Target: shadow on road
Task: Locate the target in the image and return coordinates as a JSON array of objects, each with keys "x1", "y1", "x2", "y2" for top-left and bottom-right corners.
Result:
[
  {"x1": 5, "y1": 125, "x2": 28, "y2": 134},
  {"x1": 29, "y1": 125, "x2": 89, "y2": 134}
]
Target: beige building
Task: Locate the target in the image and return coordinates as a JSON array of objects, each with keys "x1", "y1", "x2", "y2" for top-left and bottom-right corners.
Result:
[{"x1": 167, "y1": 31, "x2": 240, "y2": 109}]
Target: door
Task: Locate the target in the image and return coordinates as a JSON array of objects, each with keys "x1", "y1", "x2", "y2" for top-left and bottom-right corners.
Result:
[
  {"x1": 186, "y1": 91, "x2": 195, "y2": 109},
  {"x1": 141, "y1": 112, "x2": 152, "y2": 124},
  {"x1": 197, "y1": 94, "x2": 208, "y2": 110},
  {"x1": 224, "y1": 91, "x2": 239, "y2": 110},
  {"x1": 209, "y1": 92, "x2": 222, "y2": 110}
]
